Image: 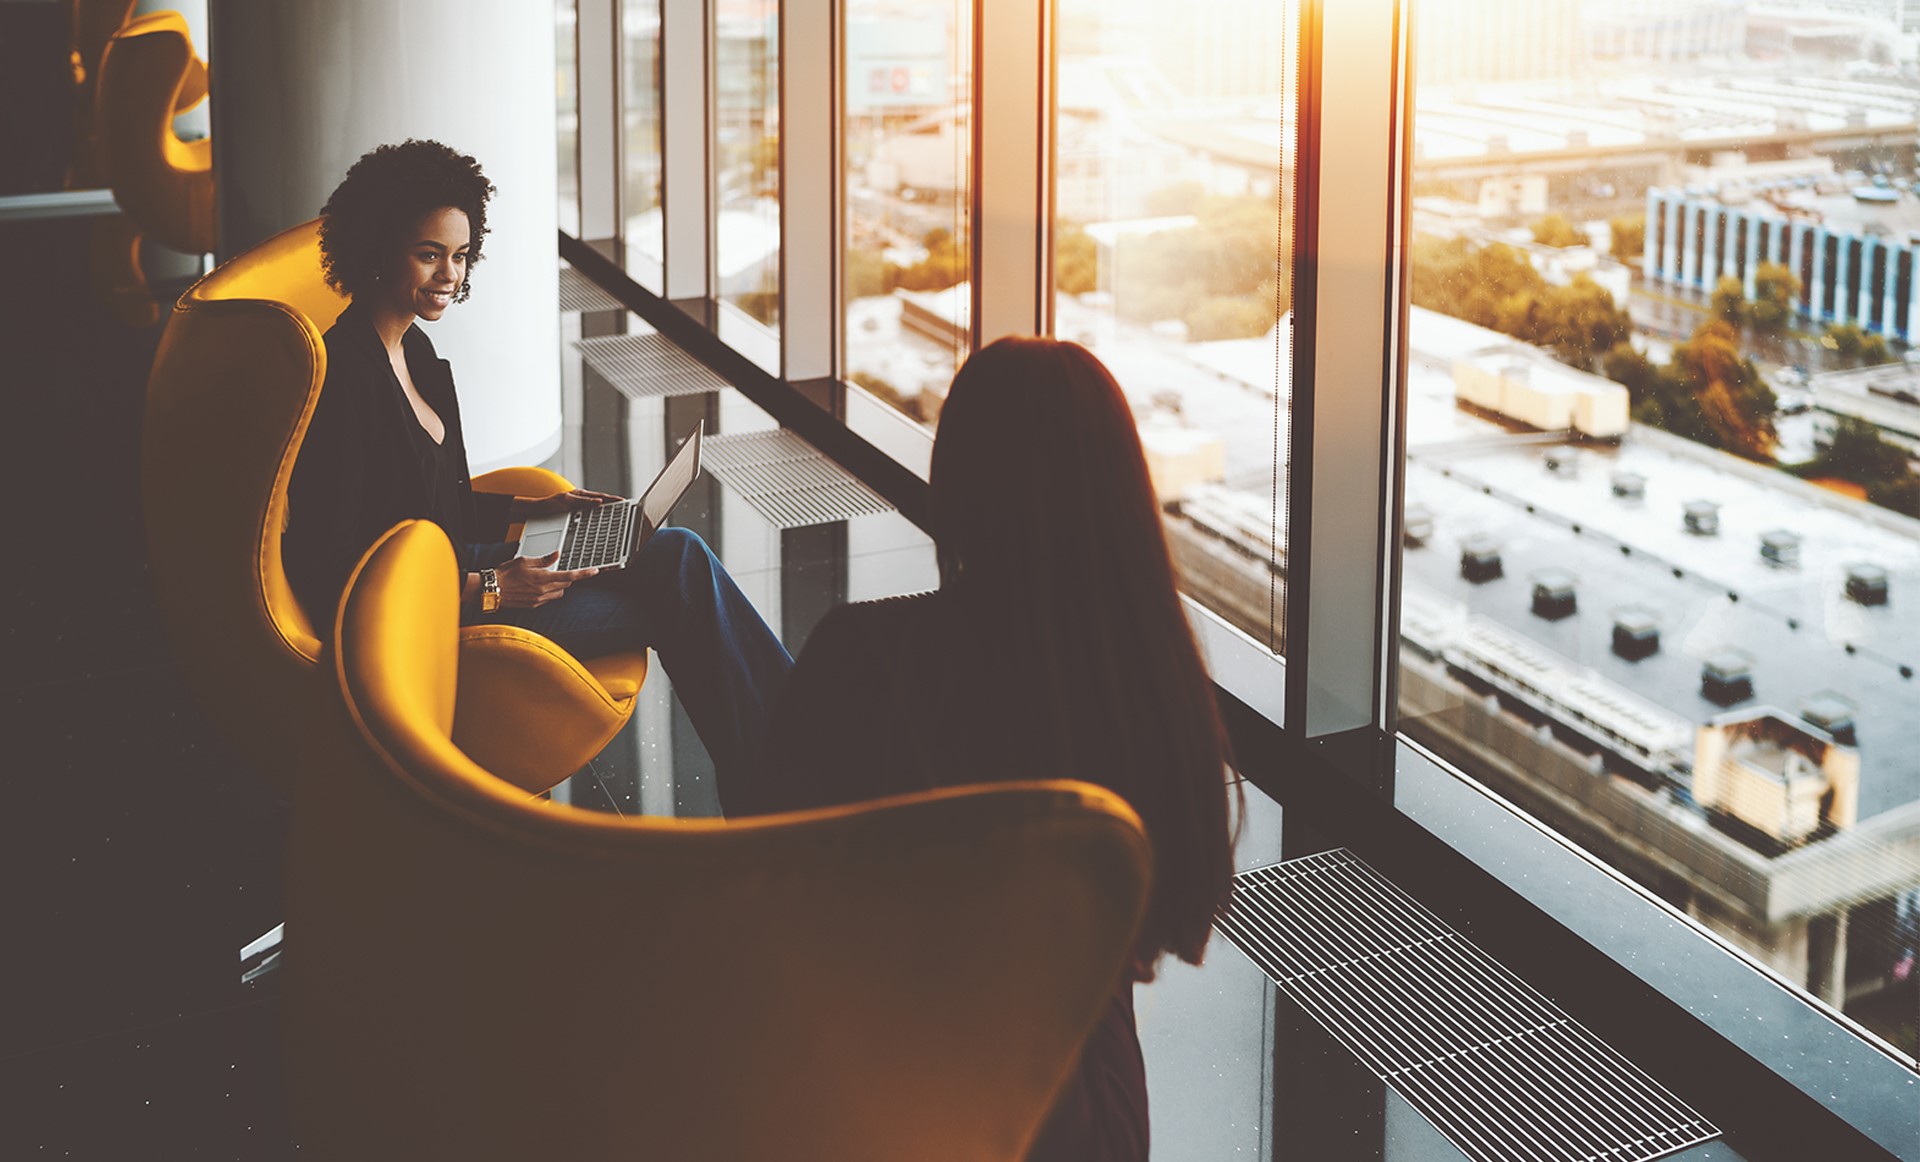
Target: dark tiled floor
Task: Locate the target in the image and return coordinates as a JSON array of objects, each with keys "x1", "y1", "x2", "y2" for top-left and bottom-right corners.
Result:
[{"x1": 3, "y1": 215, "x2": 295, "y2": 1158}]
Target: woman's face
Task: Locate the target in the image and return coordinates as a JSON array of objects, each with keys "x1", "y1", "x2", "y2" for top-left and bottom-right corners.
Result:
[{"x1": 378, "y1": 205, "x2": 470, "y2": 322}]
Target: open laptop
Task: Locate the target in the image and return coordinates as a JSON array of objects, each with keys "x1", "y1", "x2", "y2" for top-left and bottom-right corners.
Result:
[{"x1": 515, "y1": 421, "x2": 703, "y2": 571}]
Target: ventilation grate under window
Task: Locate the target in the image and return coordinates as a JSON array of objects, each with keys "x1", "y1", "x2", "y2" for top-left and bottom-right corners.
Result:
[
  {"x1": 558, "y1": 265, "x2": 624, "y2": 314},
  {"x1": 1216, "y1": 849, "x2": 1719, "y2": 1162},
  {"x1": 703, "y1": 430, "x2": 895, "y2": 530},
  {"x1": 573, "y1": 332, "x2": 729, "y2": 400}
]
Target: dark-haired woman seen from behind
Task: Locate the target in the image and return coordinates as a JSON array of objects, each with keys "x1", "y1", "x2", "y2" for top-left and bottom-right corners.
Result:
[
  {"x1": 285, "y1": 140, "x2": 791, "y2": 785},
  {"x1": 734, "y1": 337, "x2": 1239, "y2": 1161}
]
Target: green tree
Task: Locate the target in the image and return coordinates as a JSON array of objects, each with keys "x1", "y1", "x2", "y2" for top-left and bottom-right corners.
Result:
[
  {"x1": 1826, "y1": 322, "x2": 1892, "y2": 365},
  {"x1": 1609, "y1": 213, "x2": 1646, "y2": 264},
  {"x1": 1535, "y1": 274, "x2": 1632, "y2": 370},
  {"x1": 897, "y1": 230, "x2": 968, "y2": 292},
  {"x1": 1184, "y1": 295, "x2": 1275, "y2": 341},
  {"x1": 1602, "y1": 341, "x2": 1655, "y2": 400},
  {"x1": 1056, "y1": 226, "x2": 1099, "y2": 295},
  {"x1": 1530, "y1": 214, "x2": 1585, "y2": 249},
  {"x1": 1711, "y1": 276, "x2": 1747, "y2": 326},
  {"x1": 1792, "y1": 417, "x2": 1920, "y2": 516},
  {"x1": 1659, "y1": 319, "x2": 1777, "y2": 460},
  {"x1": 846, "y1": 248, "x2": 893, "y2": 299},
  {"x1": 1749, "y1": 263, "x2": 1801, "y2": 334},
  {"x1": 1809, "y1": 417, "x2": 1912, "y2": 482}
]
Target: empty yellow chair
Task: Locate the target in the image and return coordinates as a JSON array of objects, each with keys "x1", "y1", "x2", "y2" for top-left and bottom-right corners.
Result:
[
  {"x1": 94, "y1": 9, "x2": 211, "y2": 254},
  {"x1": 143, "y1": 218, "x2": 646, "y2": 795},
  {"x1": 291, "y1": 516, "x2": 1153, "y2": 1160},
  {"x1": 65, "y1": 0, "x2": 138, "y2": 189}
]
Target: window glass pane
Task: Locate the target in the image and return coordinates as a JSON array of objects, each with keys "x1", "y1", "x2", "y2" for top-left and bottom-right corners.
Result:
[
  {"x1": 715, "y1": 0, "x2": 780, "y2": 333},
  {"x1": 1400, "y1": 0, "x2": 1919, "y2": 1064},
  {"x1": 557, "y1": 0, "x2": 580, "y2": 236},
  {"x1": 1054, "y1": 0, "x2": 1296, "y2": 653},
  {"x1": 623, "y1": 0, "x2": 664, "y2": 288},
  {"x1": 842, "y1": 0, "x2": 973, "y2": 425}
]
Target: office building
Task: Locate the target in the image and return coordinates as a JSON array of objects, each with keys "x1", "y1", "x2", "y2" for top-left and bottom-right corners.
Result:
[{"x1": 1647, "y1": 181, "x2": 1920, "y2": 341}]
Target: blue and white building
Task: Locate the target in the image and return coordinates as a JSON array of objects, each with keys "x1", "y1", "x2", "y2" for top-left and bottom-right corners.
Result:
[{"x1": 1646, "y1": 183, "x2": 1920, "y2": 342}]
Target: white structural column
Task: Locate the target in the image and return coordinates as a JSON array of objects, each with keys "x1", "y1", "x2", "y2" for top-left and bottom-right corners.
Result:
[
  {"x1": 1743, "y1": 210, "x2": 1760, "y2": 300},
  {"x1": 1880, "y1": 240, "x2": 1898, "y2": 333},
  {"x1": 1811, "y1": 227, "x2": 1829, "y2": 320},
  {"x1": 1836, "y1": 236, "x2": 1854, "y2": 324},
  {"x1": 1662, "y1": 194, "x2": 1681, "y2": 282},
  {"x1": 1788, "y1": 223, "x2": 1807, "y2": 318},
  {"x1": 971, "y1": 0, "x2": 1049, "y2": 345},
  {"x1": 1288, "y1": 0, "x2": 1408, "y2": 737},
  {"x1": 1703, "y1": 207, "x2": 1721, "y2": 285},
  {"x1": 780, "y1": 0, "x2": 833, "y2": 380},
  {"x1": 208, "y1": 0, "x2": 562, "y2": 472},
  {"x1": 660, "y1": 0, "x2": 710, "y2": 301},
  {"x1": 578, "y1": 0, "x2": 620, "y2": 241},
  {"x1": 1681, "y1": 203, "x2": 1700, "y2": 287},
  {"x1": 1908, "y1": 248, "x2": 1920, "y2": 341},
  {"x1": 1648, "y1": 191, "x2": 1662, "y2": 277}
]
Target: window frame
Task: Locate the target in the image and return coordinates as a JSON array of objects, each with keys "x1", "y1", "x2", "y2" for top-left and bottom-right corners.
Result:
[{"x1": 558, "y1": 0, "x2": 1920, "y2": 1153}]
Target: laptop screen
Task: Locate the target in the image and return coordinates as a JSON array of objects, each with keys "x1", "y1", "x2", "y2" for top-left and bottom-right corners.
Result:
[{"x1": 639, "y1": 422, "x2": 702, "y2": 532}]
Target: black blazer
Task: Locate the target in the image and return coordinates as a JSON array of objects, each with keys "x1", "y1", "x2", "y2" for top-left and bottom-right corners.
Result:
[
  {"x1": 746, "y1": 592, "x2": 1151, "y2": 1162},
  {"x1": 282, "y1": 302, "x2": 512, "y2": 620}
]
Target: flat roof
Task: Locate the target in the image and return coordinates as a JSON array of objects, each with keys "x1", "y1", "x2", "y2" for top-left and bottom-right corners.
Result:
[{"x1": 1404, "y1": 436, "x2": 1920, "y2": 820}]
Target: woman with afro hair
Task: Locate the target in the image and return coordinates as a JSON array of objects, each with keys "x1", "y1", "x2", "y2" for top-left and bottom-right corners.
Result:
[{"x1": 285, "y1": 139, "x2": 792, "y2": 785}]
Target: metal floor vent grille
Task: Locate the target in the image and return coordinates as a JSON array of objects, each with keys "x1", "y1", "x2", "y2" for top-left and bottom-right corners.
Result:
[
  {"x1": 558, "y1": 266, "x2": 624, "y2": 314},
  {"x1": 573, "y1": 332, "x2": 729, "y2": 400},
  {"x1": 702, "y1": 430, "x2": 895, "y2": 529},
  {"x1": 1217, "y1": 850, "x2": 1719, "y2": 1162}
]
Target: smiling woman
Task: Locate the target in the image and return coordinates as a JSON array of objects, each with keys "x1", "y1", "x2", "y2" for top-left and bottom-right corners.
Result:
[{"x1": 284, "y1": 138, "x2": 794, "y2": 787}]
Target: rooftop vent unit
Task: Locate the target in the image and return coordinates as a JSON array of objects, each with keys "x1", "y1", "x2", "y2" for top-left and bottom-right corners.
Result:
[
  {"x1": 1544, "y1": 449, "x2": 1578, "y2": 478},
  {"x1": 1702, "y1": 652, "x2": 1754, "y2": 706},
  {"x1": 1684, "y1": 501, "x2": 1720, "y2": 536},
  {"x1": 1404, "y1": 504, "x2": 1435, "y2": 547},
  {"x1": 1799, "y1": 695, "x2": 1858, "y2": 746},
  {"x1": 1845, "y1": 563, "x2": 1889, "y2": 605},
  {"x1": 1460, "y1": 536, "x2": 1503, "y2": 583},
  {"x1": 1531, "y1": 570, "x2": 1578, "y2": 620},
  {"x1": 1610, "y1": 471, "x2": 1646, "y2": 500},
  {"x1": 1760, "y1": 530, "x2": 1801, "y2": 568},
  {"x1": 1612, "y1": 608, "x2": 1661, "y2": 660}
]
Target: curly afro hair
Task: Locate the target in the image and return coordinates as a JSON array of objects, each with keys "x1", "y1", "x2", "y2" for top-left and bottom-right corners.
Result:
[{"x1": 318, "y1": 139, "x2": 495, "y2": 303}]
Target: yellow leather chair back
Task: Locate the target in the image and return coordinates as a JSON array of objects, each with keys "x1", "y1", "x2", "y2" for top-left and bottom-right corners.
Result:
[
  {"x1": 66, "y1": 0, "x2": 139, "y2": 189},
  {"x1": 143, "y1": 220, "x2": 343, "y2": 791},
  {"x1": 95, "y1": 9, "x2": 213, "y2": 254},
  {"x1": 145, "y1": 220, "x2": 644, "y2": 794},
  {"x1": 294, "y1": 517, "x2": 1154, "y2": 1161}
]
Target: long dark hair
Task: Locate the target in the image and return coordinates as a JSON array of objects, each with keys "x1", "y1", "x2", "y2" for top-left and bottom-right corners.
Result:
[{"x1": 931, "y1": 337, "x2": 1237, "y2": 974}]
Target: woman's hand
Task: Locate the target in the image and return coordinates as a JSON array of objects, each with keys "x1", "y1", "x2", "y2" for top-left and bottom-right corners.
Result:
[
  {"x1": 509, "y1": 488, "x2": 624, "y2": 522},
  {"x1": 494, "y1": 552, "x2": 599, "y2": 609}
]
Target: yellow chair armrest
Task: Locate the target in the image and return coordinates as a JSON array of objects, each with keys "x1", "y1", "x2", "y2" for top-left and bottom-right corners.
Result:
[
  {"x1": 452, "y1": 625, "x2": 639, "y2": 794},
  {"x1": 472, "y1": 466, "x2": 575, "y2": 497}
]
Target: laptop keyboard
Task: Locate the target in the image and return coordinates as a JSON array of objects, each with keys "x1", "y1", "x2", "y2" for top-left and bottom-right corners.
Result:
[{"x1": 558, "y1": 503, "x2": 636, "y2": 570}]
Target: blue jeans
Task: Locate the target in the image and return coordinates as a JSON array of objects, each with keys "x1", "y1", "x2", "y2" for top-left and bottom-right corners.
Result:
[{"x1": 461, "y1": 527, "x2": 794, "y2": 786}]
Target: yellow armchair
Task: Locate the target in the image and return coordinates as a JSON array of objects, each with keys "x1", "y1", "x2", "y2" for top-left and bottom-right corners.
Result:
[
  {"x1": 65, "y1": 0, "x2": 138, "y2": 189},
  {"x1": 95, "y1": 10, "x2": 212, "y2": 255},
  {"x1": 142, "y1": 218, "x2": 646, "y2": 795},
  {"x1": 295, "y1": 517, "x2": 1153, "y2": 1160}
]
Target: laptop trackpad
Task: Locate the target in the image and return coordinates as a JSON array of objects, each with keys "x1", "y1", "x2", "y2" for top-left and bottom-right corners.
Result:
[{"x1": 518, "y1": 527, "x2": 566, "y2": 559}]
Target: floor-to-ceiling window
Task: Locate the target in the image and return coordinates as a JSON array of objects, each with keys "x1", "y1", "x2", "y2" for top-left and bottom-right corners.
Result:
[
  {"x1": 622, "y1": 0, "x2": 665, "y2": 287},
  {"x1": 1054, "y1": 0, "x2": 1296, "y2": 655},
  {"x1": 841, "y1": 0, "x2": 973, "y2": 424},
  {"x1": 714, "y1": 0, "x2": 781, "y2": 343},
  {"x1": 1397, "y1": 0, "x2": 1920, "y2": 1065}
]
